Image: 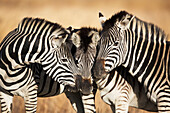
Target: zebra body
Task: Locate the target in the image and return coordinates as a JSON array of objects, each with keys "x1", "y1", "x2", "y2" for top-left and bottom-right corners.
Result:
[
  {"x1": 0, "y1": 17, "x2": 82, "y2": 113},
  {"x1": 70, "y1": 27, "x2": 157, "y2": 112},
  {"x1": 93, "y1": 11, "x2": 170, "y2": 112}
]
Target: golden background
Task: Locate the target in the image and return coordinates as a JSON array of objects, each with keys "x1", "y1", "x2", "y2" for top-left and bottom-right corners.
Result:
[{"x1": 0, "y1": 0, "x2": 170, "y2": 112}]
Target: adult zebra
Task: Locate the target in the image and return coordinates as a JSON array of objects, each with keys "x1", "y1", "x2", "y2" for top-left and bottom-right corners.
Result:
[
  {"x1": 93, "y1": 11, "x2": 170, "y2": 112},
  {"x1": 70, "y1": 27, "x2": 157, "y2": 112},
  {"x1": 0, "y1": 17, "x2": 92, "y2": 113}
]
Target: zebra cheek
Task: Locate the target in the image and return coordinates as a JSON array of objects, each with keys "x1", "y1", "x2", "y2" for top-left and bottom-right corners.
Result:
[{"x1": 93, "y1": 59, "x2": 107, "y2": 78}]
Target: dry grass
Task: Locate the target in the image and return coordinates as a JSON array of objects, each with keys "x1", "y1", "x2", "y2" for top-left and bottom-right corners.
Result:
[{"x1": 0, "y1": 0, "x2": 169, "y2": 113}]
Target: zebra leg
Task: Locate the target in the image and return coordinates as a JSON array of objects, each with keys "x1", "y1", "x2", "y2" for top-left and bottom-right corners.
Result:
[
  {"x1": 0, "y1": 92, "x2": 13, "y2": 113},
  {"x1": 81, "y1": 87, "x2": 97, "y2": 113},
  {"x1": 115, "y1": 96, "x2": 129, "y2": 113},
  {"x1": 157, "y1": 88, "x2": 170, "y2": 113},
  {"x1": 81, "y1": 93, "x2": 96, "y2": 113},
  {"x1": 65, "y1": 91, "x2": 96, "y2": 113},
  {"x1": 23, "y1": 80, "x2": 38, "y2": 113},
  {"x1": 65, "y1": 91, "x2": 85, "y2": 113},
  {"x1": 110, "y1": 105, "x2": 115, "y2": 113}
]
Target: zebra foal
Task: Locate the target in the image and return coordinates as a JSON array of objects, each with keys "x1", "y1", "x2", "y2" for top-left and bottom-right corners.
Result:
[
  {"x1": 69, "y1": 27, "x2": 157, "y2": 113},
  {"x1": 93, "y1": 11, "x2": 170, "y2": 112},
  {"x1": 0, "y1": 17, "x2": 92, "y2": 113}
]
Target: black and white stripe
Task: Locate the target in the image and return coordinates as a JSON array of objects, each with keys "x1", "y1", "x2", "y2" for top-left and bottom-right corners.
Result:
[
  {"x1": 32, "y1": 63, "x2": 96, "y2": 113},
  {"x1": 96, "y1": 66, "x2": 157, "y2": 112},
  {"x1": 0, "y1": 17, "x2": 80, "y2": 113},
  {"x1": 71, "y1": 27, "x2": 157, "y2": 112},
  {"x1": 69, "y1": 27, "x2": 100, "y2": 113},
  {"x1": 94, "y1": 11, "x2": 170, "y2": 112}
]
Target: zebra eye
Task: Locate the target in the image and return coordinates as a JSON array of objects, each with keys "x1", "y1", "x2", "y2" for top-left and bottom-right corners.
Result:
[
  {"x1": 117, "y1": 27, "x2": 121, "y2": 32},
  {"x1": 61, "y1": 58, "x2": 68, "y2": 62},
  {"x1": 75, "y1": 60, "x2": 78, "y2": 64},
  {"x1": 74, "y1": 57, "x2": 79, "y2": 64},
  {"x1": 58, "y1": 36, "x2": 63, "y2": 39},
  {"x1": 114, "y1": 41, "x2": 119, "y2": 46}
]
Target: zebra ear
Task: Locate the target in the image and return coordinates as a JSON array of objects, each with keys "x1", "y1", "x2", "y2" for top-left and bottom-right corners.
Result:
[
  {"x1": 71, "y1": 32, "x2": 81, "y2": 48},
  {"x1": 66, "y1": 26, "x2": 73, "y2": 33},
  {"x1": 90, "y1": 31, "x2": 101, "y2": 47},
  {"x1": 117, "y1": 14, "x2": 135, "y2": 30},
  {"x1": 51, "y1": 35, "x2": 67, "y2": 48},
  {"x1": 99, "y1": 12, "x2": 106, "y2": 28}
]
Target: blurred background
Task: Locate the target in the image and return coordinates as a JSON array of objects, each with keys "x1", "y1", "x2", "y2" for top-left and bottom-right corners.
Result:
[{"x1": 0, "y1": 0, "x2": 170, "y2": 112}]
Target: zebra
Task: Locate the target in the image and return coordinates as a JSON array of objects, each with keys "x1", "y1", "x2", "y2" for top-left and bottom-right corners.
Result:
[
  {"x1": 32, "y1": 63, "x2": 96, "y2": 113},
  {"x1": 93, "y1": 11, "x2": 170, "y2": 112},
  {"x1": 69, "y1": 27, "x2": 99, "y2": 113},
  {"x1": 0, "y1": 17, "x2": 92, "y2": 113},
  {"x1": 70, "y1": 27, "x2": 158, "y2": 112}
]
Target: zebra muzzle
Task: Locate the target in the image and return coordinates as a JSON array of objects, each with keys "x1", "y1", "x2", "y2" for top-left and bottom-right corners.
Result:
[
  {"x1": 93, "y1": 59, "x2": 107, "y2": 78},
  {"x1": 75, "y1": 75, "x2": 93, "y2": 95}
]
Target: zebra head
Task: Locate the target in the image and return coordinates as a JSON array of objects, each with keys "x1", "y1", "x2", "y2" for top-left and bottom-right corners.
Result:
[
  {"x1": 69, "y1": 27, "x2": 100, "y2": 94},
  {"x1": 23, "y1": 19, "x2": 82, "y2": 92},
  {"x1": 93, "y1": 11, "x2": 135, "y2": 78}
]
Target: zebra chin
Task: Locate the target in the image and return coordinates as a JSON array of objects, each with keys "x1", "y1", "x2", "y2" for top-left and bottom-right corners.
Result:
[
  {"x1": 75, "y1": 75, "x2": 93, "y2": 95},
  {"x1": 93, "y1": 59, "x2": 108, "y2": 79}
]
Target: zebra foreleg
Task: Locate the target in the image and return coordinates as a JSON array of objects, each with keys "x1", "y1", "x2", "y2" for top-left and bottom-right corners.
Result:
[
  {"x1": 65, "y1": 91, "x2": 85, "y2": 113},
  {"x1": 157, "y1": 99, "x2": 170, "y2": 113},
  {"x1": 81, "y1": 93, "x2": 96, "y2": 113},
  {"x1": 115, "y1": 97, "x2": 129, "y2": 113},
  {"x1": 0, "y1": 92, "x2": 13, "y2": 113},
  {"x1": 23, "y1": 80, "x2": 38, "y2": 113},
  {"x1": 65, "y1": 91, "x2": 96, "y2": 113},
  {"x1": 110, "y1": 105, "x2": 116, "y2": 113},
  {"x1": 157, "y1": 88, "x2": 170, "y2": 113}
]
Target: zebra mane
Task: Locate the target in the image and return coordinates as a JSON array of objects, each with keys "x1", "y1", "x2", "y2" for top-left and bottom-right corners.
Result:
[
  {"x1": 135, "y1": 17, "x2": 167, "y2": 41},
  {"x1": 17, "y1": 17, "x2": 66, "y2": 34},
  {"x1": 77, "y1": 27, "x2": 98, "y2": 53},
  {"x1": 103, "y1": 11, "x2": 167, "y2": 41},
  {"x1": 102, "y1": 11, "x2": 129, "y2": 31}
]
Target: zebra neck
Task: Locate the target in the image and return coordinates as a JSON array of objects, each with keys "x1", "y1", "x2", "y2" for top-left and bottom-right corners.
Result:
[{"x1": 122, "y1": 17, "x2": 168, "y2": 81}]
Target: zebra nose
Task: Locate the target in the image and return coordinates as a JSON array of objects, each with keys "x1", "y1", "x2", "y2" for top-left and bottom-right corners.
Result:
[
  {"x1": 81, "y1": 78, "x2": 93, "y2": 94},
  {"x1": 75, "y1": 75, "x2": 93, "y2": 94},
  {"x1": 93, "y1": 59, "x2": 107, "y2": 78}
]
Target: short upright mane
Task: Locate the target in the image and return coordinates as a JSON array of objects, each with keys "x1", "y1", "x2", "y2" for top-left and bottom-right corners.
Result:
[
  {"x1": 17, "y1": 17, "x2": 65, "y2": 33},
  {"x1": 135, "y1": 17, "x2": 167, "y2": 41},
  {"x1": 103, "y1": 11, "x2": 167, "y2": 41},
  {"x1": 103, "y1": 11, "x2": 129, "y2": 31}
]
